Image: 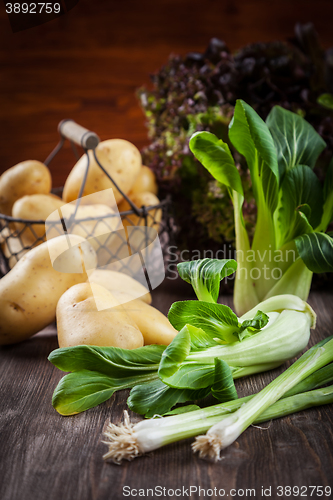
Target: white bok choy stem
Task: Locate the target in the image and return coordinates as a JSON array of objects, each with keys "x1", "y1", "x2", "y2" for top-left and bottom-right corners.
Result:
[
  {"x1": 102, "y1": 351, "x2": 333, "y2": 464},
  {"x1": 186, "y1": 301, "x2": 315, "y2": 369},
  {"x1": 193, "y1": 336, "x2": 333, "y2": 461}
]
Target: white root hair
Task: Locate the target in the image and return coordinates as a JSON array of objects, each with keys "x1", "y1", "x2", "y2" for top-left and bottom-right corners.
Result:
[
  {"x1": 251, "y1": 421, "x2": 272, "y2": 430},
  {"x1": 191, "y1": 434, "x2": 223, "y2": 462},
  {"x1": 102, "y1": 410, "x2": 141, "y2": 464}
]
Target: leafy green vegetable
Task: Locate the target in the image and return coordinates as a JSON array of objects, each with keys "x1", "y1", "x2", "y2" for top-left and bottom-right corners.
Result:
[
  {"x1": 229, "y1": 100, "x2": 279, "y2": 213},
  {"x1": 168, "y1": 300, "x2": 268, "y2": 344},
  {"x1": 127, "y1": 379, "x2": 210, "y2": 418},
  {"x1": 235, "y1": 310, "x2": 269, "y2": 341},
  {"x1": 102, "y1": 338, "x2": 333, "y2": 463},
  {"x1": 168, "y1": 301, "x2": 239, "y2": 343},
  {"x1": 189, "y1": 102, "x2": 333, "y2": 315},
  {"x1": 177, "y1": 258, "x2": 237, "y2": 303},
  {"x1": 229, "y1": 101, "x2": 279, "y2": 304},
  {"x1": 193, "y1": 336, "x2": 333, "y2": 460},
  {"x1": 163, "y1": 405, "x2": 201, "y2": 416},
  {"x1": 211, "y1": 359, "x2": 238, "y2": 402},
  {"x1": 49, "y1": 290, "x2": 314, "y2": 417},
  {"x1": 295, "y1": 232, "x2": 333, "y2": 273},
  {"x1": 321, "y1": 158, "x2": 333, "y2": 230},
  {"x1": 49, "y1": 344, "x2": 165, "y2": 376},
  {"x1": 138, "y1": 26, "x2": 333, "y2": 275},
  {"x1": 276, "y1": 165, "x2": 323, "y2": 246},
  {"x1": 52, "y1": 370, "x2": 130, "y2": 416},
  {"x1": 48, "y1": 345, "x2": 164, "y2": 416},
  {"x1": 188, "y1": 132, "x2": 243, "y2": 196},
  {"x1": 266, "y1": 105, "x2": 326, "y2": 176},
  {"x1": 159, "y1": 300, "x2": 314, "y2": 392},
  {"x1": 157, "y1": 325, "x2": 192, "y2": 378},
  {"x1": 317, "y1": 93, "x2": 333, "y2": 110},
  {"x1": 49, "y1": 254, "x2": 318, "y2": 419}
]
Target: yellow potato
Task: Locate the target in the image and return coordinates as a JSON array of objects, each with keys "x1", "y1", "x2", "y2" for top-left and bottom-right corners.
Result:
[
  {"x1": 0, "y1": 234, "x2": 97, "y2": 345},
  {"x1": 63, "y1": 139, "x2": 142, "y2": 206},
  {"x1": 0, "y1": 228, "x2": 29, "y2": 269},
  {"x1": 131, "y1": 166, "x2": 158, "y2": 195},
  {"x1": 94, "y1": 225, "x2": 160, "y2": 276},
  {"x1": 12, "y1": 194, "x2": 65, "y2": 243},
  {"x1": 0, "y1": 160, "x2": 51, "y2": 215},
  {"x1": 87, "y1": 269, "x2": 151, "y2": 304},
  {"x1": 118, "y1": 191, "x2": 162, "y2": 230},
  {"x1": 106, "y1": 192, "x2": 162, "y2": 274},
  {"x1": 56, "y1": 282, "x2": 144, "y2": 349},
  {"x1": 45, "y1": 203, "x2": 121, "y2": 250},
  {"x1": 119, "y1": 292, "x2": 178, "y2": 345}
]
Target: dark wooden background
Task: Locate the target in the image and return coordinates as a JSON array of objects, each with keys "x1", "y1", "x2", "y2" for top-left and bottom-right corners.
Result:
[
  {"x1": 1, "y1": 0, "x2": 333, "y2": 184},
  {"x1": 1, "y1": 1, "x2": 333, "y2": 499}
]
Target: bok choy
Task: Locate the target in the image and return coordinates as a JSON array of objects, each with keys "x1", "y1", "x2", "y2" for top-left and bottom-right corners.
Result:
[
  {"x1": 135, "y1": 293, "x2": 315, "y2": 417},
  {"x1": 102, "y1": 339, "x2": 333, "y2": 463},
  {"x1": 189, "y1": 102, "x2": 333, "y2": 315},
  {"x1": 49, "y1": 259, "x2": 316, "y2": 417}
]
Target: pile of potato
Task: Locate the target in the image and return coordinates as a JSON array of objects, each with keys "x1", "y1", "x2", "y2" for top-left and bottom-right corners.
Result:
[
  {"x1": 0, "y1": 139, "x2": 161, "y2": 260},
  {"x1": 0, "y1": 139, "x2": 175, "y2": 349}
]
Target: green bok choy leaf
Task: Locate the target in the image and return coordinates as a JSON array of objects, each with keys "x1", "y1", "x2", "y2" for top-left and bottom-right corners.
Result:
[
  {"x1": 189, "y1": 102, "x2": 332, "y2": 315},
  {"x1": 49, "y1": 289, "x2": 315, "y2": 417}
]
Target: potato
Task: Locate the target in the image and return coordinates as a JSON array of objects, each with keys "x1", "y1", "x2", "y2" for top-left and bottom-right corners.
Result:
[
  {"x1": 46, "y1": 203, "x2": 121, "y2": 250},
  {"x1": 87, "y1": 269, "x2": 152, "y2": 304},
  {"x1": 118, "y1": 292, "x2": 177, "y2": 345},
  {"x1": 131, "y1": 166, "x2": 158, "y2": 195},
  {"x1": 56, "y1": 283, "x2": 144, "y2": 349},
  {"x1": 118, "y1": 191, "x2": 162, "y2": 230},
  {"x1": 0, "y1": 160, "x2": 51, "y2": 215},
  {"x1": 0, "y1": 234, "x2": 97, "y2": 345},
  {"x1": 0, "y1": 228, "x2": 29, "y2": 269},
  {"x1": 106, "y1": 192, "x2": 162, "y2": 274},
  {"x1": 12, "y1": 194, "x2": 65, "y2": 243},
  {"x1": 63, "y1": 139, "x2": 142, "y2": 206}
]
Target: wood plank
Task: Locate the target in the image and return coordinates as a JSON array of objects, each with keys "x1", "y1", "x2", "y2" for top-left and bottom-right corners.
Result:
[
  {"x1": 1, "y1": 1, "x2": 333, "y2": 498},
  {"x1": 0, "y1": 288, "x2": 332, "y2": 500},
  {"x1": 1, "y1": 0, "x2": 333, "y2": 186}
]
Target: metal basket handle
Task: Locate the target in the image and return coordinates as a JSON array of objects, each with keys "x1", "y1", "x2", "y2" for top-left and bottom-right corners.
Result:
[
  {"x1": 46, "y1": 119, "x2": 143, "y2": 216},
  {"x1": 58, "y1": 119, "x2": 100, "y2": 150}
]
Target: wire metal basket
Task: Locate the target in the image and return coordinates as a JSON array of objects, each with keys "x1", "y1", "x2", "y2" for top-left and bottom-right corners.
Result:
[{"x1": 0, "y1": 120, "x2": 173, "y2": 280}]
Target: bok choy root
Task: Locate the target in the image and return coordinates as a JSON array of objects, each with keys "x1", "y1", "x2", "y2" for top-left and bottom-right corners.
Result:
[{"x1": 102, "y1": 339, "x2": 333, "y2": 464}]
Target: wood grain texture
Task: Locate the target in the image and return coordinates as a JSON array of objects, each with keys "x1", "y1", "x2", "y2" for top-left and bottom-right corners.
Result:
[
  {"x1": 1, "y1": 0, "x2": 333, "y2": 187},
  {"x1": 1, "y1": 2, "x2": 333, "y2": 498},
  {"x1": 0, "y1": 287, "x2": 332, "y2": 500}
]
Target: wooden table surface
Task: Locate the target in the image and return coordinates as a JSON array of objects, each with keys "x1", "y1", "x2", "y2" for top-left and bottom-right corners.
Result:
[{"x1": 0, "y1": 286, "x2": 333, "y2": 500}]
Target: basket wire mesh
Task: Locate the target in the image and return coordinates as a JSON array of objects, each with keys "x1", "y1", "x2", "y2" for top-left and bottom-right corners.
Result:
[{"x1": 0, "y1": 121, "x2": 173, "y2": 282}]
